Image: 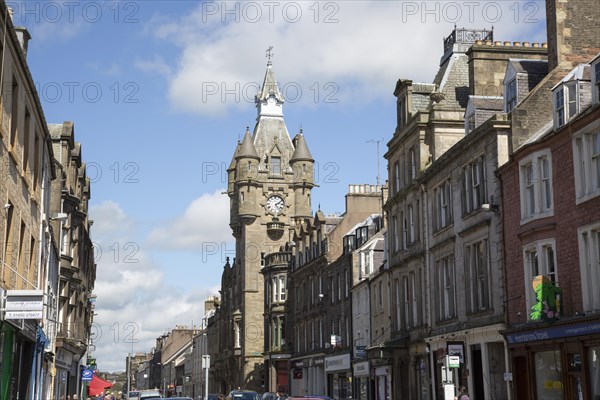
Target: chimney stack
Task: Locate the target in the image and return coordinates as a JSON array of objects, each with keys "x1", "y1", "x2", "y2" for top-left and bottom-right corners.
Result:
[
  {"x1": 14, "y1": 27, "x2": 31, "y2": 58},
  {"x1": 545, "y1": 0, "x2": 600, "y2": 71}
]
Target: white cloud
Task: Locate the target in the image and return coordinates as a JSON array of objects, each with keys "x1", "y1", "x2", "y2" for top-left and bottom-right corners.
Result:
[
  {"x1": 147, "y1": 189, "x2": 231, "y2": 250},
  {"x1": 88, "y1": 201, "x2": 221, "y2": 372},
  {"x1": 144, "y1": 1, "x2": 546, "y2": 116},
  {"x1": 90, "y1": 201, "x2": 134, "y2": 239},
  {"x1": 135, "y1": 55, "x2": 173, "y2": 77}
]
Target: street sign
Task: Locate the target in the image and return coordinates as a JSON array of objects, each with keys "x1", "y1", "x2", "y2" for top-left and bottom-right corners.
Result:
[
  {"x1": 448, "y1": 356, "x2": 460, "y2": 368},
  {"x1": 81, "y1": 369, "x2": 93, "y2": 382}
]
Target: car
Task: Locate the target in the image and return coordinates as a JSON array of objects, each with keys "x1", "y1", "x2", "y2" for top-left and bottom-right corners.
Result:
[
  {"x1": 228, "y1": 390, "x2": 261, "y2": 400},
  {"x1": 128, "y1": 391, "x2": 141, "y2": 400},
  {"x1": 167, "y1": 397, "x2": 192, "y2": 400},
  {"x1": 205, "y1": 394, "x2": 222, "y2": 400},
  {"x1": 139, "y1": 389, "x2": 162, "y2": 399},
  {"x1": 288, "y1": 397, "x2": 333, "y2": 400}
]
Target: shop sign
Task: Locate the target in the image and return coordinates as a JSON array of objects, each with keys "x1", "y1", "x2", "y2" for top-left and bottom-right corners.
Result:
[
  {"x1": 353, "y1": 361, "x2": 369, "y2": 377},
  {"x1": 4, "y1": 290, "x2": 44, "y2": 320},
  {"x1": 271, "y1": 353, "x2": 291, "y2": 359},
  {"x1": 325, "y1": 354, "x2": 350, "y2": 372},
  {"x1": 293, "y1": 369, "x2": 302, "y2": 379},
  {"x1": 355, "y1": 345, "x2": 366, "y2": 358},
  {"x1": 314, "y1": 357, "x2": 324, "y2": 366},
  {"x1": 505, "y1": 320, "x2": 600, "y2": 344},
  {"x1": 447, "y1": 341, "x2": 465, "y2": 364},
  {"x1": 375, "y1": 366, "x2": 389, "y2": 376},
  {"x1": 448, "y1": 356, "x2": 460, "y2": 368}
]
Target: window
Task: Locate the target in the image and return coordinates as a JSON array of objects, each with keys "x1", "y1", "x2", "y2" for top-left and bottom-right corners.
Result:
[
  {"x1": 554, "y1": 82, "x2": 578, "y2": 128},
  {"x1": 337, "y1": 273, "x2": 341, "y2": 301},
  {"x1": 394, "y1": 161, "x2": 400, "y2": 193},
  {"x1": 408, "y1": 146, "x2": 417, "y2": 180},
  {"x1": 505, "y1": 78, "x2": 517, "y2": 112},
  {"x1": 437, "y1": 256, "x2": 456, "y2": 321},
  {"x1": 403, "y1": 276, "x2": 411, "y2": 329},
  {"x1": 433, "y1": 180, "x2": 452, "y2": 231},
  {"x1": 23, "y1": 108, "x2": 30, "y2": 177},
  {"x1": 330, "y1": 276, "x2": 335, "y2": 304},
  {"x1": 279, "y1": 276, "x2": 286, "y2": 301},
  {"x1": 10, "y1": 78, "x2": 18, "y2": 149},
  {"x1": 397, "y1": 97, "x2": 407, "y2": 128},
  {"x1": 573, "y1": 131, "x2": 600, "y2": 202},
  {"x1": 271, "y1": 275, "x2": 286, "y2": 303},
  {"x1": 378, "y1": 281, "x2": 383, "y2": 308},
  {"x1": 270, "y1": 156, "x2": 281, "y2": 175},
  {"x1": 466, "y1": 112, "x2": 476, "y2": 134},
  {"x1": 410, "y1": 271, "x2": 419, "y2": 326},
  {"x1": 392, "y1": 215, "x2": 399, "y2": 253},
  {"x1": 345, "y1": 269, "x2": 349, "y2": 298},
  {"x1": 519, "y1": 151, "x2": 554, "y2": 221},
  {"x1": 394, "y1": 279, "x2": 401, "y2": 331},
  {"x1": 407, "y1": 204, "x2": 415, "y2": 244},
  {"x1": 579, "y1": 224, "x2": 600, "y2": 313},
  {"x1": 465, "y1": 239, "x2": 490, "y2": 312},
  {"x1": 594, "y1": 60, "x2": 600, "y2": 104},
  {"x1": 343, "y1": 234, "x2": 356, "y2": 254},
  {"x1": 461, "y1": 157, "x2": 486, "y2": 215},
  {"x1": 523, "y1": 239, "x2": 558, "y2": 318}
]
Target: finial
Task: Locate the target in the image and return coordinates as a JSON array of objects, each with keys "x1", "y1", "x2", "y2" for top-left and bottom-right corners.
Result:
[
  {"x1": 246, "y1": 126, "x2": 250, "y2": 134},
  {"x1": 266, "y1": 46, "x2": 274, "y2": 65}
]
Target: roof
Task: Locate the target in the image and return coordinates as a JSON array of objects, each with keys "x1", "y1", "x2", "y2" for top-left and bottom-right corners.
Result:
[
  {"x1": 291, "y1": 132, "x2": 313, "y2": 162},
  {"x1": 552, "y1": 64, "x2": 591, "y2": 90},
  {"x1": 344, "y1": 214, "x2": 381, "y2": 236},
  {"x1": 257, "y1": 62, "x2": 284, "y2": 103},
  {"x1": 236, "y1": 127, "x2": 259, "y2": 160},
  {"x1": 522, "y1": 120, "x2": 553, "y2": 146},
  {"x1": 469, "y1": 96, "x2": 504, "y2": 111},
  {"x1": 508, "y1": 58, "x2": 548, "y2": 75}
]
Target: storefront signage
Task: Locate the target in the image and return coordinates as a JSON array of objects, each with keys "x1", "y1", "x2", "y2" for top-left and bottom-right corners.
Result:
[
  {"x1": 448, "y1": 356, "x2": 460, "y2": 368},
  {"x1": 355, "y1": 345, "x2": 366, "y2": 358},
  {"x1": 271, "y1": 353, "x2": 291, "y2": 359},
  {"x1": 314, "y1": 357, "x2": 324, "y2": 366},
  {"x1": 353, "y1": 361, "x2": 369, "y2": 377},
  {"x1": 4, "y1": 290, "x2": 44, "y2": 320},
  {"x1": 325, "y1": 354, "x2": 350, "y2": 372},
  {"x1": 294, "y1": 361, "x2": 304, "y2": 368},
  {"x1": 293, "y1": 369, "x2": 302, "y2": 379},
  {"x1": 505, "y1": 320, "x2": 600, "y2": 344},
  {"x1": 447, "y1": 341, "x2": 465, "y2": 364}
]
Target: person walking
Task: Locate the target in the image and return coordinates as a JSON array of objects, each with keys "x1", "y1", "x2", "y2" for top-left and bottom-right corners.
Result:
[{"x1": 457, "y1": 386, "x2": 470, "y2": 400}]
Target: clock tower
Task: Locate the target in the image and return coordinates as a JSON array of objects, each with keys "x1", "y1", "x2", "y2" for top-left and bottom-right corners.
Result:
[{"x1": 224, "y1": 54, "x2": 314, "y2": 391}]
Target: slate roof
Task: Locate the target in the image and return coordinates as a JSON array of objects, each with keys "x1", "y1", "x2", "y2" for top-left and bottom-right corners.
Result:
[
  {"x1": 470, "y1": 96, "x2": 504, "y2": 111},
  {"x1": 290, "y1": 133, "x2": 313, "y2": 162},
  {"x1": 508, "y1": 59, "x2": 548, "y2": 75}
]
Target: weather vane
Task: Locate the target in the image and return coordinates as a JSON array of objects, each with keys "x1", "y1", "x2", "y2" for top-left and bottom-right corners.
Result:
[{"x1": 266, "y1": 46, "x2": 274, "y2": 64}]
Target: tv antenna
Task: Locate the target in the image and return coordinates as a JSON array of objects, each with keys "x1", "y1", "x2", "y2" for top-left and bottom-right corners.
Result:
[{"x1": 366, "y1": 138, "x2": 385, "y2": 186}]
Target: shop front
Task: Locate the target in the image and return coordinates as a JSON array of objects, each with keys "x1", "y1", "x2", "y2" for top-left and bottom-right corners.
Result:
[
  {"x1": 325, "y1": 353, "x2": 352, "y2": 399},
  {"x1": 426, "y1": 323, "x2": 509, "y2": 400},
  {"x1": 503, "y1": 316, "x2": 600, "y2": 400},
  {"x1": 373, "y1": 365, "x2": 391, "y2": 400},
  {"x1": 352, "y1": 361, "x2": 369, "y2": 400},
  {"x1": 264, "y1": 353, "x2": 291, "y2": 393},
  {"x1": 290, "y1": 355, "x2": 326, "y2": 396}
]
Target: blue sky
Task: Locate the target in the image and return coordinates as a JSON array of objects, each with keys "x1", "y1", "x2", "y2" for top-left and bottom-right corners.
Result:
[{"x1": 12, "y1": 0, "x2": 546, "y2": 371}]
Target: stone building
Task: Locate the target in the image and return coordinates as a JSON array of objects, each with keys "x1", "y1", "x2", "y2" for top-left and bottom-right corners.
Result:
[
  {"x1": 384, "y1": 26, "x2": 548, "y2": 400},
  {"x1": 0, "y1": 3, "x2": 96, "y2": 399},
  {"x1": 49, "y1": 121, "x2": 96, "y2": 399},
  {"x1": 351, "y1": 221, "x2": 385, "y2": 400},
  {"x1": 211, "y1": 56, "x2": 315, "y2": 393},
  {"x1": 498, "y1": 2, "x2": 600, "y2": 398},
  {"x1": 287, "y1": 185, "x2": 383, "y2": 398}
]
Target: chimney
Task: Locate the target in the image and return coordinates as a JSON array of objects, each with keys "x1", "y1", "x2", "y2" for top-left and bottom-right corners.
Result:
[
  {"x1": 545, "y1": 0, "x2": 600, "y2": 71},
  {"x1": 14, "y1": 27, "x2": 31, "y2": 58}
]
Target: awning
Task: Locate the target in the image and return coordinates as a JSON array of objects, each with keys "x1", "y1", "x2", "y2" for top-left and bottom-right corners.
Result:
[{"x1": 88, "y1": 374, "x2": 114, "y2": 396}]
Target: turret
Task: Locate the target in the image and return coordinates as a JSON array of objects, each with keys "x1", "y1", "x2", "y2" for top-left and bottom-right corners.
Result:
[
  {"x1": 235, "y1": 127, "x2": 261, "y2": 222},
  {"x1": 290, "y1": 131, "x2": 314, "y2": 219}
]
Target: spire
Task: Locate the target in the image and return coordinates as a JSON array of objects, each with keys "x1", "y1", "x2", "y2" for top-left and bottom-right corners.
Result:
[
  {"x1": 228, "y1": 140, "x2": 241, "y2": 170},
  {"x1": 236, "y1": 127, "x2": 260, "y2": 160},
  {"x1": 290, "y1": 130, "x2": 313, "y2": 162},
  {"x1": 257, "y1": 47, "x2": 284, "y2": 104}
]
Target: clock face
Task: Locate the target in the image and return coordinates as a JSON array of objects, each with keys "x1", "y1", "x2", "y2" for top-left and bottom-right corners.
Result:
[{"x1": 266, "y1": 195, "x2": 285, "y2": 214}]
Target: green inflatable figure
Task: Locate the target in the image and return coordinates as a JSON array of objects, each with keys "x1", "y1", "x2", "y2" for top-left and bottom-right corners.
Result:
[{"x1": 530, "y1": 275, "x2": 562, "y2": 321}]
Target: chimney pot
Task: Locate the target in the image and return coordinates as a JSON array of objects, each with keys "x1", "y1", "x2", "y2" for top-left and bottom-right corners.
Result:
[
  {"x1": 523, "y1": 42, "x2": 531, "y2": 47},
  {"x1": 532, "y1": 42, "x2": 540, "y2": 48},
  {"x1": 494, "y1": 41, "x2": 502, "y2": 46},
  {"x1": 504, "y1": 41, "x2": 511, "y2": 46},
  {"x1": 485, "y1": 40, "x2": 493, "y2": 45},
  {"x1": 475, "y1": 40, "x2": 482, "y2": 45},
  {"x1": 542, "y1": 43, "x2": 548, "y2": 48},
  {"x1": 514, "y1": 41, "x2": 521, "y2": 47}
]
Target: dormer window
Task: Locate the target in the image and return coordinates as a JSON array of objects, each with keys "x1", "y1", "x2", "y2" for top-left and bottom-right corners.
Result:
[
  {"x1": 505, "y1": 78, "x2": 517, "y2": 112},
  {"x1": 397, "y1": 97, "x2": 407, "y2": 129},
  {"x1": 271, "y1": 156, "x2": 281, "y2": 176},
  {"x1": 466, "y1": 112, "x2": 476, "y2": 134},
  {"x1": 343, "y1": 234, "x2": 356, "y2": 254},
  {"x1": 554, "y1": 82, "x2": 578, "y2": 128}
]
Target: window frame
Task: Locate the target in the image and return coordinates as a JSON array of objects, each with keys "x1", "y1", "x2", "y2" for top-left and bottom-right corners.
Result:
[
  {"x1": 578, "y1": 223, "x2": 600, "y2": 313},
  {"x1": 522, "y1": 239, "x2": 558, "y2": 320},
  {"x1": 505, "y1": 78, "x2": 517, "y2": 112},
  {"x1": 573, "y1": 127, "x2": 600, "y2": 203},
  {"x1": 593, "y1": 59, "x2": 600, "y2": 104},
  {"x1": 519, "y1": 149, "x2": 554, "y2": 223},
  {"x1": 465, "y1": 238, "x2": 491, "y2": 313},
  {"x1": 553, "y1": 81, "x2": 579, "y2": 128}
]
